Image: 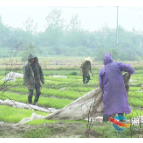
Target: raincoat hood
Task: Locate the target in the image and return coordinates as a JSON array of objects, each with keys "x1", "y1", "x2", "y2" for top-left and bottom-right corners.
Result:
[
  {"x1": 104, "y1": 52, "x2": 113, "y2": 65},
  {"x1": 28, "y1": 54, "x2": 38, "y2": 64}
]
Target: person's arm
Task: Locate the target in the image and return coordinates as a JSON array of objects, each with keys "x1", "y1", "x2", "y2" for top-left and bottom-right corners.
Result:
[
  {"x1": 39, "y1": 65, "x2": 44, "y2": 84},
  {"x1": 80, "y1": 62, "x2": 84, "y2": 76},
  {"x1": 117, "y1": 62, "x2": 135, "y2": 74},
  {"x1": 80, "y1": 68, "x2": 83, "y2": 76},
  {"x1": 99, "y1": 68, "x2": 105, "y2": 91},
  {"x1": 89, "y1": 63, "x2": 93, "y2": 76},
  {"x1": 90, "y1": 70, "x2": 93, "y2": 76},
  {"x1": 23, "y1": 65, "x2": 29, "y2": 87}
]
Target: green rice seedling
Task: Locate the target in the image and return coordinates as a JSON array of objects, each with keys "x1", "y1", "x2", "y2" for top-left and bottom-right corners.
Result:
[
  {"x1": 15, "y1": 78, "x2": 23, "y2": 82},
  {"x1": 43, "y1": 69, "x2": 81, "y2": 76},
  {"x1": 0, "y1": 80, "x2": 24, "y2": 87},
  {"x1": 132, "y1": 83, "x2": 143, "y2": 87},
  {"x1": 42, "y1": 81, "x2": 73, "y2": 89},
  {"x1": 133, "y1": 77, "x2": 143, "y2": 80},
  {"x1": 44, "y1": 80, "x2": 63, "y2": 85},
  {"x1": 129, "y1": 87, "x2": 141, "y2": 91},
  {"x1": 45, "y1": 79, "x2": 86, "y2": 86},
  {"x1": 27, "y1": 119, "x2": 58, "y2": 125},
  {"x1": 129, "y1": 97, "x2": 143, "y2": 108},
  {"x1": 8, "y1": 87, "x2": 86, "y2": 99},
  {"x1": 45, "y1": 76, "x2": 76, "y2": 83},
  {"x1": 69, "y1": 71, "x2": 78, "y2": 75},
  {"x1": 0, "y1": 91, "x2": 73, "y2": 109},
  {"x1": 8, "y1": 87, "x2": 28, "y2": 93},
  {"x1": 44, "y1": 75, "x2": 99, "y2": 84},
  {"x1": 128, "y1": 91, "x2": 143, "y2": 98},
  {"x1": 131, "y1": 74, "x2": 143, "y2": 78},
  {"x1": 125, "y1": 109, "x2": 143, "y2": 119},
  {"x1": 39, "y1": 97, "x2": 73, "y2": 108},
  {"x1": 67, "y1": 75, "x2": 82, "y2": 79},
  {"x1": 41, "y1": 88, "x2": 86, "y2": 99},
  {"x1": 0, "y1": 69, "x2": 22, "y2": 76},
  {"x1": 67, "y1": 86, "x2": 95, "y2": 92},
  {"x1": 0, "y1": 80, "x2": 5, "y2": 85},
  {"x1": 67, "y1": 75, "x2": 97, "y2": 79},
  {"x1": 0, "y1": 70, "x2": 10, "y2": 76},
  {"x1": 26, "y1": 81, "x2": 96, "y2": 91},
  {"x1": 43, "y1": 82, "x2": 68, "y2": 89},
  {"x1": 0, "y1": 91, "x2": 31, "y2": 103},
  {"x1": 0, "y1": 105, "x2": 48, "y2": 123},
  {"x1": 0, "y1": 76, "x2": 4, "y2": 79},
  {"x1": 129, "y1": 79, "x2": 143, "y2": 87},
  {"x1": 134, "y1": 66, "x2": 143, "y2": 70},
  {"x1": 27, "y1": 119, "x2": 86, "y2": 125}
]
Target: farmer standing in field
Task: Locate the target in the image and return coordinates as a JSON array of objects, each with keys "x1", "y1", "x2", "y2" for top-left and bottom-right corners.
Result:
[
  {"x1": 23, "y1": 54, "x2": 44, "y2": 105},
  {"x1": 99, "y1": 52, "x2": 135, "y2": 122},
  {"x1": 80, "y1": 57, "x2": 93, "y2": 84}
]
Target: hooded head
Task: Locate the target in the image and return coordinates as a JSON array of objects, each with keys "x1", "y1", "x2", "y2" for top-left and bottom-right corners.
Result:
[
  {"x1": 103, "y1": 52, "x2": 113, "y2": 65},
  {"x1": 28, "y1": 54, "x2": 38, "y2": 64}
]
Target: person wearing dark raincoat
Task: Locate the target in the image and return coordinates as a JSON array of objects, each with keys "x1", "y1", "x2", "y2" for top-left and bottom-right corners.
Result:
[
  {"x1": 23, "y1": 54, "x2": 44, "y2": 105},
  {"x1": 80, "y1": 57, "x2": 93, "y2": 84},
  {"x1": 99, "y1": 52, "x2": 135, "y2": 122}
]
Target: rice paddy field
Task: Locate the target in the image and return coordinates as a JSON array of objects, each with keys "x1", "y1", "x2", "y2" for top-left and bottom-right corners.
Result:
[{"x1": 0, "y1": 57, "x2": 143, "y2": 138}]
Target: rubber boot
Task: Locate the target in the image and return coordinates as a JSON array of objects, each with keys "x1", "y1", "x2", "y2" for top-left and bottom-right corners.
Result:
[
  {"x1": 103, "y1": 114, "x2": 109, "y2": 122},
  {"x1": 28, "y1": 96, "x2": 32, "y2": 104}
]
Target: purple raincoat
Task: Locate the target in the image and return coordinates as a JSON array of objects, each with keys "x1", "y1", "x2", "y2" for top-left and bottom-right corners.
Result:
[{"x1": 99, "y1": 52, "x2": 135, "y2": 116}]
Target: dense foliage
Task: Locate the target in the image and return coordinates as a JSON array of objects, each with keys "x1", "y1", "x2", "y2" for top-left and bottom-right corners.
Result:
[{"x1": 0, "y1": 9, "x2": 143, "y2": 61}]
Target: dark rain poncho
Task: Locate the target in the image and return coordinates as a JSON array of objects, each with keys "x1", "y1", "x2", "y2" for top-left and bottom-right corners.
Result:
[
  {"x1": 99, "y1": 53, "x2": 135, "y2": 116},
  {"x1": 23, "y1": 54, "x2": 44, "y2": 90}
]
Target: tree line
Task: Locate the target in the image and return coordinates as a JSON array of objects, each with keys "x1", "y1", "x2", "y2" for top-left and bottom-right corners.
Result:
[{"x1": 0, "y1": 9, "x2": 143, "y2": 61}]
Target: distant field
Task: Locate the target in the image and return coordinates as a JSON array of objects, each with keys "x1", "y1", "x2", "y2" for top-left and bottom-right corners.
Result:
[{"x1": 0, "y1": 57, "x2": 143, "y2": 70}]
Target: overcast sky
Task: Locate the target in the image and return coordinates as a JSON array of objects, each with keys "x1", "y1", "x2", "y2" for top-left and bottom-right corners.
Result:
[{"x1": 0, "y1": 1, "x2": 143, "y2": 32}]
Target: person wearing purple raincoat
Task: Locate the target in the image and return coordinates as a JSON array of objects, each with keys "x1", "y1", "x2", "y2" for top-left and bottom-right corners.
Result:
[{"x1": 99, "y1": 52, "x2": 135, "y2": 122}]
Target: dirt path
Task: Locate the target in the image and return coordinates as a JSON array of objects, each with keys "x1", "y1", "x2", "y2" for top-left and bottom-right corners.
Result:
[{"x1": 0, "y1": 121, "x2": 102, "y2": 138}]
